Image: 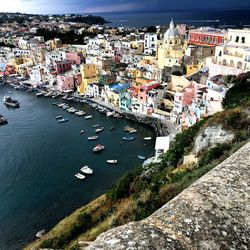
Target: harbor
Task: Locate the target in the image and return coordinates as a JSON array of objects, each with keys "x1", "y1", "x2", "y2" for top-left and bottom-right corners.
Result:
[{"x1": 0, "y1": 84, "x2": 156, "y2": 249}]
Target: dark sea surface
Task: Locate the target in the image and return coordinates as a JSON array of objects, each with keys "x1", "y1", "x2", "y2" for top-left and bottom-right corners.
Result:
[
  {"x1": 0, "y1": 85, "x2": 155, "y2": 249},
  {"x1": 98, "y1": 9, "x2": 250, "y2": 28}
]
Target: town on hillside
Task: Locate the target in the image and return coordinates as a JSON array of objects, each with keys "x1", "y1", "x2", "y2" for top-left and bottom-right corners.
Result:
[{"x1": 0, "y1": 13, "x2": 250, "y2": 131}]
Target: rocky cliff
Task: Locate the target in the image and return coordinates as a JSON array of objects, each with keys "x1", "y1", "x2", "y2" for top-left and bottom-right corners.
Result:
[{"x1": 87, "y1": 141, "x2": 250, "y2": 249}]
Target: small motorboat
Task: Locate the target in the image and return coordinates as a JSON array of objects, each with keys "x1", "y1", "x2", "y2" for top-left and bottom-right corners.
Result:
[
  {"x1": 110, "y1": 126, "x2": 116, "y2": 131},
  {"x1": 107, "y1": 160, "x2": 118, "y2": 164},
  {"x1": 95, "y1": 127, "x2": 104, "y2": 134},
  {"x1": 85, "y1": 115, "x2": 93, "y2": 120},
  {"x1": 56, "y1": 115, "x2": 63, "y2": 119},
  {"x1": 75, "y1": 173, "x2": 85, "y2": 180},
  {"x1": 62, "y1": 104, "x2": 69, "y2": 110},
  {"x1": 58, "y1": 118, "x2": 69, "y2": 123},
  {"x1": 36, "y1": 91, "x2": 46, "y2": 97},
  {"x1": 123, "y1": 136, "x2": 134, "y2": 141},
  {"x1": 80, "y1": 165, "x2": 93, "y2": 175},
  {"x1": 129, "y1": 129, "x2": 138, "y2": 134},
  {"x1": 75, "y1": 110, "x2": 86, "y2": 116},
  {"x1": 137, "y1": 155, "x2": 146, "y2": 160},
  {"x1": 80, "y1": 130, "x2": 85, "y2": 134},
  {"x1": 67, "y1": 107, "x2": 77, "y2": 113},
  {"x1": 0, "y1": 114, "x2": 8, "y2": 125},
  {"x1": 3, "y1": 96, "x2": 20, "y2": 108},
  {"x1": 92, "y1": 124, "x2": 99, "y2": 127},
  {"x1": 106, "y1": 111, "x2": 115, "y2": 117},
  {"x1": 35, "y1": 229, "x2": 46, "y2": 238},
  {"x1": 144, "y1": 137, "x2": 152, "y2": 141},
  {"x1": 52, "y1": 102, "x2": 59, "y2": 105},
  {"x1": 88, "y1": 135, "x2": 99, "y2": 141},
  {"x1": 92, "y1": 144, "x2": 105, "y2": 152}
]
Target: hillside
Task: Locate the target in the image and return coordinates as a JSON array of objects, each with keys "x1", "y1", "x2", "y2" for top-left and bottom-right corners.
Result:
[{"x1": 26, "y1": 73, "x2": 250, "y2": 250}]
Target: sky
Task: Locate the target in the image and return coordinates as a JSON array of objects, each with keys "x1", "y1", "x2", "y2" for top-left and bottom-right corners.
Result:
[{"x1": 0, "y1": 0, "x2": 250, "y2": 14}]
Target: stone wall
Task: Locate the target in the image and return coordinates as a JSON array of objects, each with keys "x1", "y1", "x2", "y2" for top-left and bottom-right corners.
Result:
[{"x1": 87, "y1": 141, "x2": 250, "y2": 250}]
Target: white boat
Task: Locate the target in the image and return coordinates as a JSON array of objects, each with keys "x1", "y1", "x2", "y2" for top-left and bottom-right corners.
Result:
[
  {"x1": 67, "y1": 107, "x2": 77, "y2": 113},
  {"x1": 75, "y1": 110, "x2": 86, "y2": 116},
  {"x1": 62, "y1": 104, "x2": 69, "y2": 110},
  {"x1": 35, "y1": 229, "x2": 46, "y2": 238},
  {"x1": 144, "y1": 137, "x2": 152, "y2": 141},
  {"x1": 88, "y1": 135, "x2": 99, "y2": 141},
  {"x1": 36, "y1": 91, "x2": 46, "y2": 97},
  {"x1": 80, "y1": 130, "x2": 85, "y2": 134},
  {"x1": 92, "y1": 124, "x2": 99, "y2": 127},
  {"x1": 44, "y1": 92, "x2": 53, "y2": 97},
  {"x1": 58, "y1": 118, "x2": 69, "y2": 123},
  {"x1": 129, "y1": 129, "x2": 138, "y2": 134},
  {"x1": 3, "y1": 96, "x2": 20, "y2": 108},
  {"x1": 95, "y1": 127, "x2": 104, "y2": 133},
  {"x1": 107, "y1": 160, "x2": 118, "y2": 164},
  {"x1": 92, "y1": 144, "x2": 105, "y2": 152},
  {"x1": 80, "y1": 165, "x2": 93, "y2": 175},
  {"x1": 75, "y1": 173, "x2": 85, "y2": 180},
  {"x1": 106, "y1": 111, "x2": 115, "y2": 117},
  {"x1": 85, "y1": 115, "x2": 93, "y2": 120},
  {"x1": 56, "y1": 115, "x2": 63, "y2": 119}
]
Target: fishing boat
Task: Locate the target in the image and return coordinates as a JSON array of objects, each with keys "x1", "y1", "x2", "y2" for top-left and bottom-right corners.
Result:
[
  {"x1": 85, "y1": 115, "x2": 93, "y2": 120},
  {"x1": 58, "y1": 118, "x2": 69, "y2": 123},
  {"x1": 75, "y1": 173, "x2": 85, "y2": 180},
  {"x1": 95, "y1": 127, "x2": 104, "y2": 133},
  {"x1": 144, "y1": 137, "x2": 152, "y2": 141},
  {"x1": 92, "y1": 144, "x2": 105, "y2": 152},
  {"x1": 80, "y1": 165, "x2": 93, "y2": 175},
  {"x1": 80, "y1": 130, "x2": 85, "y2": 134},
  {"x1": 107, "y1": 160, "x2": 118, "y2": 164},
  {"x1": 0, "y1": 114, "x2": 8, "y2": 125},
  {"x1": 137, "y1": 155, "x2": 146, "y2": 160},
  {"x1": 88, "y1": 135, "x2": 99, "y2": 141},
  {"x1": 35, "y1": 229, "x2": 46, "y2": 238},
  {"x1": 56, "y1": 115, "x2": 63, "y2": 119},
  {"x1": 123, "y1": 136, "x2": 134, "y2": 141},
  {"x1": 110, "y1": 126, "x2": 116, "y2": 131},
  {"x1": 3, "y1": 96, "x2": 20, "y2": 108}
]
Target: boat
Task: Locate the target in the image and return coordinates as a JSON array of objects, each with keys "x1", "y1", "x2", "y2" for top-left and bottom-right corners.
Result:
[
  {"x1": 95, "y1": 127, "x2": 104, "y2": 133},
  {"x1": 62, "y1": 104, "x2": 69, "y2": 110},
  {"x1": 44, "y1": 92, "x2": 53, "y2": 97},
  {"x1": 80, "y1": 165, "x2": 93, "y2": 175},
  {"x1": 3, "y1": 96, "x2": 20, "y2": 108},
  {"x1": 93, "y1": 144, "x2": 105, "y2": 152},
  {"x1": 75, "y1": 110, "x2": 86, "y2": 116},
  {"x1": 107, "y1": 160, "x2": 118, "y2": 164},
  {"x1": 144, "y1": 137, "x2": 152, "y2": 141},
  {"x1": 113, "y1": 113, "x2": 123, "y2": 118},
  {"x1": 57, "y1": 103, "x2": 65, "y2": 107},
  {"x1": 110, "y1": 126, "x2": 116, "y2": 131},
  {"x1": 137, "y1": 155, "x2": 146, "y2": 160},
  {"x1": 67, "y1": 97, "x2": 74, "y2": 101},
  {"x1": 58, "y1": 118, "x2": 69, "y2": 123},
  {"x1": 88, "y1": 135, "x2": 99, "y2": 141},
  {"x1": 123, "y1": 136, "x2": 134, "y2": 141},
  {"x1": 52, "y1": 102, "x2": 59, "y2": 105},
  {"x1": 129, "y1": 129, "x2": 138, "y2": 134},
  {"x1": 67, "y1": 107, "x2": 77, "y2": 113},
  {"x1": 80, "y1": 130, "x2": 85, "y2": 134},
  {"x1": 0, "y1": 114, "x2": 8, "y2": 125},
  {"x1": 92, "y1": 124, "x2": 99, "y2": 127},
  {"x1": 106, "y1": 111, "x2": 115, "y2": 117},
  {"x1": 85, "y1": 115, "x2": 93, "y2": 120},
  {"x1": 35, "y1": 229, "x2": 46, "y2": 238},
  {"x1": 36, "y1": 91, "x2": 46, "y2": 97},
  {"x1": 56, "y1": 115, "x2": 63, "y2": 119},
  {"x1": 62, "y1": 95, "x2": 68, "y2": 100},
  {"x1": 99, "y1": 109, "x2": 106, "y2": 114},
  {"x1": 75, "y1": 173, "x2": 85, "y2": 180}
]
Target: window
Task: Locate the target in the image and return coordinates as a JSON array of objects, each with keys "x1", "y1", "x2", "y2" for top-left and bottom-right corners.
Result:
[
  {"x1": 198, "y1": 36, "x2": 201, "y2": 42},
  {"x1": 215, "y1": 37, "x2": 218, "y2": 44},
  {"x1": 242, "y1": 37, "x2": 245, "y2": 43},
  {"x1": 235, "y1": 36, "x2": 239, "y2": 42}
]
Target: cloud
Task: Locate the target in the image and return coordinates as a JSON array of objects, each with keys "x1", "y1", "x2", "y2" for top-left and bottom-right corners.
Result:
[{"x1": 83, "y1": 3, "x2": 141, "y2": 13}]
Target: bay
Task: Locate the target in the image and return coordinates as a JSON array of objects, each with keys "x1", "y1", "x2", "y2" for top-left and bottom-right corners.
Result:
[{"x1": 0, "y1": 85, "x2": 155, "y2": 249}]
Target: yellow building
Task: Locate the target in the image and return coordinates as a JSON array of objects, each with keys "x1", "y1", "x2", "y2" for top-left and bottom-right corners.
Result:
[
  {"x1": 78, "y1": 64, "x2": 98, "y2": 94},
  {"x1": 168, "y1": 75, "x2": 190, "y2": 92},
  {"x1": 158, "y1": 19, "x2": 186, "y2": 69}
]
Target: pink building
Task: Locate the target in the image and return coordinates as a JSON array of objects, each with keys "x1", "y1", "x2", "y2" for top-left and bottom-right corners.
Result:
[
  {"x1": 65, "y1": 52, "x2": 84, "y2": 65},
  {"x1": 57, "y1": 72, "x2": 82, "y2": 92},
  {"x1": 54, "y1": 60, "x2": 73, "y2": 75}
]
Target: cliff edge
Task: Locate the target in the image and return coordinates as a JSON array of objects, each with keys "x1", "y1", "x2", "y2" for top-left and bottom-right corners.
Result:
[{"x1": 87, "y1": 141, "x2": 250, "y2": 249}]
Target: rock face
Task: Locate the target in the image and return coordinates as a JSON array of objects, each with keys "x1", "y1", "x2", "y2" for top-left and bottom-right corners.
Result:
[
  {"x1": 192, "y1": 126, "x2": 235, "y2": 155},
  {"x1": 87, "y1": 142, "x2": 250, "y2": 250}
]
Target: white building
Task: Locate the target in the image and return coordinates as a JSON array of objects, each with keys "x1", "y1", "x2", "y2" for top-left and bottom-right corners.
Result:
[
  {"x1": 144, "y1": 33, "x2": 158, "y2": 55},
  {"x1": 155, "y1": 136, "x2": 170, "y2": 160}
]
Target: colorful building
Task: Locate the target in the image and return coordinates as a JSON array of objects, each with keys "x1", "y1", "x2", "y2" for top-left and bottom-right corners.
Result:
[{"x1": 54, "y1": 60, "x2": 73, "y2": 75}]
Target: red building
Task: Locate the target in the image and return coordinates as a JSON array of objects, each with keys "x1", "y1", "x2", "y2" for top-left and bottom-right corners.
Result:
[
  {"x1": 188, "y1": 28, "x2": 226, "y2": 46},
  {"x1": 54, "y1": 60, "x2": 73, "y2": 75}
]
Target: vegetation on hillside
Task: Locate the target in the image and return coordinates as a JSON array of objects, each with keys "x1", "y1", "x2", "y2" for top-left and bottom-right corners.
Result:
[{"x1": 222, "y1": 72, "x2": 250, "y2": 109}]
